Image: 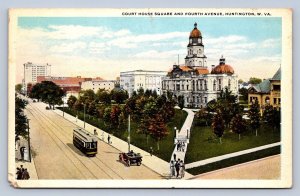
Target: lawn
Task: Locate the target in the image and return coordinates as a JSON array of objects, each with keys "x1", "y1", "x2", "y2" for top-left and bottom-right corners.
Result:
[
  {"x1": 185, "y1": 121, "x2": 281, "y2": 164},
  {"x1": 60, "y1": 107, "x2": 188, "y2": 162}
]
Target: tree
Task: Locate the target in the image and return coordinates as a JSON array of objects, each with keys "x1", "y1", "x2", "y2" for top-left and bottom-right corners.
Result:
[
  {"x1": 67, "y1": 95, "x2": 77, "y2": 109},
  {"x1": 15, "y1": 96, "x2": 28, "y2": 139},
  {"x1": 248, "y1": 99, "x2": 261, "y2": 136},
  {"x1": 196, "y1": 107, "x2": 209, "y2": 126},
  {"x1": 87, "y1": 101, "x2": 97, "y2": 116},
  {"x1": 111, "y1": 89, "x2": 128, "y2": 104},
  {"x1": 30, "y1": 81, "x2": 65, "y2": 109},
  {"x1": 238, "y1": 79, "x2": 244, "y2": 84},
  {"x1": 178, "y1": 95, "x2": 185, "y2": 109},
  {"x1": 103, "y1": 107, "x2": 111, "y2": 126},
  {"x1": 15, "y1": 84, "x2": 23, "y2": 94},
  {"x1": 110, "y1": 105, "x2": 122, "y2": 128},
  {"x1": 239, "y1": 87, "x2": 248, "y2": 102},
  {"x1": 212, "y1": 110, "x2": 225, "y2": 144},
  {"x1": 73, "y1": 99, "x2": 83, "y2": 112},
  {"x1": 263, "y1": 104, "x2": 280, "y2": 131},
  {"x1": 96, "y1": 89, "x2": 111, "y2": 104},
  {"x1": 249, "y1": 77, "x2": 262, "y2": 85},
  {"x1": 148, "y1": 114, "x2": 169, "y2": 150},
  {"x1": 230, "y1": 114, "x2": 247, "y2": 140},
  {"x1": 79, "y1": 89, "x2": 96, "y2": 103},
  {"x1": 137, "y1": 87, "x2": 144, "y2": 97}
]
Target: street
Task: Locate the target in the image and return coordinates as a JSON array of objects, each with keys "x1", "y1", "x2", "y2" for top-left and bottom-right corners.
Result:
[{"x1": 24, "y1": 99, "x2": 162, "y2": 179}]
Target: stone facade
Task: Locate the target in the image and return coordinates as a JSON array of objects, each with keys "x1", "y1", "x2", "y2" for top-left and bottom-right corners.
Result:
[{"x1": 162, "y1": 23, "x2": 238, "y2": 108}]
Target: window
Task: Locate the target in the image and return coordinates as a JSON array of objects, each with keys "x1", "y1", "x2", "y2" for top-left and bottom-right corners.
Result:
[
  {"x1": 192, "y1": 81, "x2": 195, "y2": 91},
  {"x1": 213, "y1": 80, "x2": 216, "y2": 91},
  {"x1": 187, "y1": 85, "x2": 189, "y2": 90},
  {"x1": 273, "y1": 85, "x2": 280, "y2": 91},
  {"x1": 228, "y1": 79, "x2": 231, "y2": 90},
  {"x1": 273, "y1": 98, "x2": 277, "y2": 104},
  {"x1": 218, "y1": 79, "x2": 221, "y2": 90},
  {"x1": 204, "y1": 97, "x2": 207, "y2": 103},
  {"x1": 204, "y1": 80, "x2": 207, "y2": 90}
]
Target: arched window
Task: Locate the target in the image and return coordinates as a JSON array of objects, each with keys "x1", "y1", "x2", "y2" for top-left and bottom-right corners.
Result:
[
  {"x1": 218, "y1": 79, "x2": 221, "y2": 90},
  {"x1": 192, "y1": 80, "x2": 195, "y2": 91},
  {"x1": 213, "y1": 80, "x2": 216, "y2": 91},
  {"x1": 204, "y1": 80, "x2": 207, "y2": 90}
]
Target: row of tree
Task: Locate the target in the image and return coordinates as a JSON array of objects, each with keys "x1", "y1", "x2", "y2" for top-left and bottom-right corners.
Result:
[
  {"x1": 196, "y1": 88, "x2": 280, "y2": 143},
  {"x1": 67, "y1": 88, "x2": 176, "y2": 150},
  {"x1": 15, "y1": 95, "x2": 28, "y2": 139}
]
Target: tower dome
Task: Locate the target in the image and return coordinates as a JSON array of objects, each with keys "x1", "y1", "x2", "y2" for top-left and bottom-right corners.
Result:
[
  {"x1": 190, "y1": 22, "x2": 202, "y2": 38},
  {"x1": 211, "y1": 56, "x2": 235, "y2": 75}
]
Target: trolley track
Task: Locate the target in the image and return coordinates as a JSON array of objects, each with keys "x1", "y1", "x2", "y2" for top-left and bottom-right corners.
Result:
[{"x1": 26, "y1": 102, "x2": 124, "y2": 179}]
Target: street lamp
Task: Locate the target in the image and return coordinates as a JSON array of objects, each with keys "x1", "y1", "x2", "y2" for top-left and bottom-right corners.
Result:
[
  {"x1": 84, "y1": 103, "x2": 86, "y2": 128},
  {"x1": 128, "y1": 113, "x2": 131, "y2": 152},
  {"x1": 27, "y1": 119, "x2": 31, "y2": 162}
]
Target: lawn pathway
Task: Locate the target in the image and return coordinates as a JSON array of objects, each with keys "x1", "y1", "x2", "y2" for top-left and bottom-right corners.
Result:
[{"x1": 170, "y1": 108, "x2": 195, "y2": 178}]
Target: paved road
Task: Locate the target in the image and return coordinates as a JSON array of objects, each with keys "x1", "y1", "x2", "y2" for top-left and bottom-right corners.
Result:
[
  {"x1": 192, "y1": 155, "x2": 281, "y2": 179},
  {"x1": 25, "y1": 100, "x2": 162, "y2": 180}
]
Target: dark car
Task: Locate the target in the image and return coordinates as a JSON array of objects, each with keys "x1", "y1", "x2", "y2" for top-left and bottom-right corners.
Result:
[{"x1": 119, "y1": 151, "x2": 142, "y2": 167}]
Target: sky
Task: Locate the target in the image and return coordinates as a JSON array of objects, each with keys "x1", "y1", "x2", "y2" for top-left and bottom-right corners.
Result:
[{"x1": 15, "y1": 17, "x2": 282, "y2": 83}]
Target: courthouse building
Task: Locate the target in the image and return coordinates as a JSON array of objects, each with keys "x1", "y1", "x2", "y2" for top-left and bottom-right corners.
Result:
[{"x1": 162, "y1": 23, "x2": 238, "y2": 108}]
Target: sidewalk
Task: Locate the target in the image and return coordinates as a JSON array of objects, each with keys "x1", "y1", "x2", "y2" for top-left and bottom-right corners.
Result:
[
  {"x1": 185, "y1": 142, "x2": 281, "y2": 169},
  {"x1": 15, "y1": 136, "x2": 38, "y2": 180},
  {"x1": 170, "y1": 108, "x2": 195, "y2": 163},
  {"x1": 53, "y1": 107, "x2": 193, "y2": 179}
]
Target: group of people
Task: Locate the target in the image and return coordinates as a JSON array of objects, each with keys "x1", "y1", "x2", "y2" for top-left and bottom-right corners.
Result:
[
  {"x1": 16, "y1": 165, "x2": 30, "y2": 180},
  {"x1": 176, "y1": 141, "x2": 186, "y2": 152},
  {"x1": 170, "y1": 159, "x2": 185, "y2": 179}
]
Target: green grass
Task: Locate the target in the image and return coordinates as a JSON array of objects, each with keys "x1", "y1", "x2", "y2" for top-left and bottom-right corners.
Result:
[
  {"x1": 60, "y1": 107, "x2": 188, "y2": 162},
  {"x1": 185, "y1": 122, "x2": 281, "y2": 164},
  {"x1": 186, "y1": 146, "x2": 280, "y2": 175}
]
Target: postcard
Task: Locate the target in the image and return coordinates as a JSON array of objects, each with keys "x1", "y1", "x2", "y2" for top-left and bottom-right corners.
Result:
[{"x1": 8, "y1": 8, "x2": 292, "y2": 188}]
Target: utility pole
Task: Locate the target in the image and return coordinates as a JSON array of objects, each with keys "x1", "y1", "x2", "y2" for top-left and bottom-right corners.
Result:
[
  {"x1": 27, "y1": 119, "x2": 31, "y2": 162},
  {"x1": 84, "y1": 103, "x2": 86, "y2": 128}
]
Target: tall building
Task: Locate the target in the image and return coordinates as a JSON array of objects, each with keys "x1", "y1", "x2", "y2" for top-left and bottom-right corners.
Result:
[
  {"x1": 162, "y1": 23, "x2": 238, "y2": 108},
  {"x1": 248, "y1": 68, "x2": 281, "y2": 113},
  {"x1": 120, "y1": 70, "x2": 167, "y2": 96},
  {"x1": 22, "y1": 62, "x2": 51, "y2": 94}
]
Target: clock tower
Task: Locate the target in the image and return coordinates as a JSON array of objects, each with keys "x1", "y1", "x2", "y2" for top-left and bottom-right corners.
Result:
[{"x1": 185, "y1": 22, "x2": 207, "y2": 68}]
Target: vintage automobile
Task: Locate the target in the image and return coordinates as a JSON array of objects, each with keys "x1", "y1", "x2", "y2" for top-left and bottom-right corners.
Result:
[{"x1": 119, "y1": 151, "x2": 142, "y2": 167}]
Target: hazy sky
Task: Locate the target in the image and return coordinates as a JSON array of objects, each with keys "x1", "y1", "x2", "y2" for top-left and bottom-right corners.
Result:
[{"x1": 16, "y1": 17, "x2": 282, "y2": 83}]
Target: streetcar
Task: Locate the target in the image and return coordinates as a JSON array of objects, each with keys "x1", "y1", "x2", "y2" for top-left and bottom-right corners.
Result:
[{"x1": 73, "y1": 128, "x2": 98, "y2": 157}]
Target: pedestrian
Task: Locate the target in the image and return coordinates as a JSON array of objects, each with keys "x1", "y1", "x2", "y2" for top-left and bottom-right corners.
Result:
[
  {"x1": 94, "y1": 129, "x2": 98, "y2": 136},
  {"x1": 170, "y1": 160, "x2": 175, "y2": 178},
  {"x1": 182, "y1": 142, "x2": 186, "y2": 152},
  {"x1": 101, "y1": 131, "x2": 104, "y2": 141},
  {"x1": 22, "y1": 168, "x2": 30, "y2": 180},
  {"x1": 16, "y1": 167, "x2": 22, "y2": 180},
  {"x1": 173, "y1": 153, "x2": 176, "y2": 161},
  {"x1": 149, "y1": 147, "x2": 153, "y2": 156},
  {"x1": 180, "y1": 160, "x2": 185, "y2": 178},
  {"x1": 20, "y1": 146, "x2": 25, "y2": 160},
  {"x1": 175, "y1": 159, "x2": 181, "y2": 178},
  {"x1": 75, "y1": 115, "x2": 78, "y2": 122},
  {"x1": 108, "y1": 134, "x2": 111, "y2": 144},
  {"x1": 176, "y1": 142, "x2": 180, "y2": 151}
]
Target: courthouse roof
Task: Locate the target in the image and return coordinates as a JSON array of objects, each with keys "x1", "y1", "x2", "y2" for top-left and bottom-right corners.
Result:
[{"x1": 271, "y1": 67, "x2": 281, "y2": 80}]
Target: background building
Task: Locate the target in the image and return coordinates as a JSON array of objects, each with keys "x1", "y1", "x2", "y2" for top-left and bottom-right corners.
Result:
[
  {"x1": 37, "y1": 76, "x2": 93, "y2": 100},
  {"x1": 248, "y1": 68, "x2": 281, "y2": 113},
  {"x1": 120, "y1": 70, "x2": 167, "y2": 96},
  {"x1": 22, "y1": 62, "x2": 51, "y2": 95},
  {"x1": 162, "y1": 23, "x2": 238, "y2": 108},
  {"x1": 81, "y1": 79, "x2": 116, "y2": 92}
]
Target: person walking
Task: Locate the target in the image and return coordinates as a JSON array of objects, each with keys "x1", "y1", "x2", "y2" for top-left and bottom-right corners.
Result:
[
  {"x1": 149, "y1": 147, "x2": 153, "y2": 156},
  {"x1": 173, "y1": 153, "x2": 176, "y2": 161},
  {"x1": 182, "y1": 142, "x2": 186, "y2": 152},
  {"x1": 16, "y1": 167, "x2": 22, "y2": 180},
  {"x1": 108, "y1": 134, "x2": 111, "y2": 144},
  {"x1": 20, "y1": 147, "x2": 25, "y2": 161},
  {"x1": 94, "y1": 129, "x2": 98, "y2": 136},
  {"x1": 175, "y1": 159, "x2": 181, "y2": 178},
  {"x1": 170, "y1": 160, "x2": 175, "y2": 178},
  {"x1": 22, "y1": 168, "x2": 30, "y2": 180},
  {"x1": 180, "y1": 160, "x2": 185, "y2": 178},
  {"x1": 101, "y1": 131, "x2": 104, "y2": 141}
]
